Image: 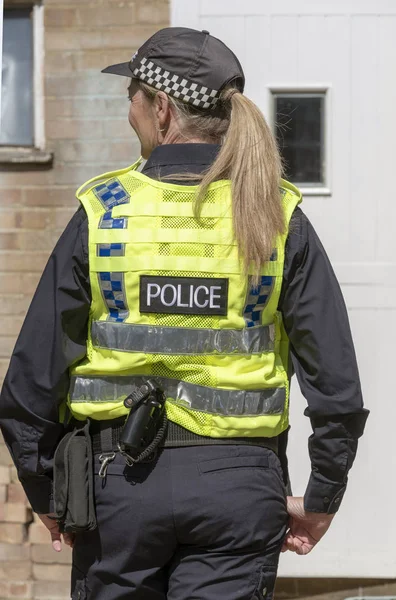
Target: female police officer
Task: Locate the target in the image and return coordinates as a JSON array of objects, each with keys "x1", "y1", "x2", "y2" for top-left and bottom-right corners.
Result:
[{"x1": 0, "y1": 27, "x2": 368, "y2": 600}]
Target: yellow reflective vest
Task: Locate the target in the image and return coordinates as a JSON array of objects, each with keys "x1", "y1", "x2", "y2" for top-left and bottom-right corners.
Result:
[{"x1": 68, "y1": 159, "x2": 302, "y2": 439}]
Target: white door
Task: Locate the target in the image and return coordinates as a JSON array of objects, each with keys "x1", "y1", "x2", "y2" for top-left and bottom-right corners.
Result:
[{"x1": 172, "y1": 0, "x2": 396, "y2": 578}]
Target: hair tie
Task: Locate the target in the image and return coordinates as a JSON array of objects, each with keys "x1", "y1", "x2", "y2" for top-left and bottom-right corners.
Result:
[{"x1": 222, "y1": 88, "x2": 240, "y2": 103}]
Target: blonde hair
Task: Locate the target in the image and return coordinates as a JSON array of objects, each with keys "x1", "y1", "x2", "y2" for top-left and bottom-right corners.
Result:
[{"x1": 138, "y1": 81, "x2": 285, "y2": 284}]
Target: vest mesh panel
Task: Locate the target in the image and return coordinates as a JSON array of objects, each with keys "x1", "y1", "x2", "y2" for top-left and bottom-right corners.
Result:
[{"x1": 70, "y1": 164, "x2": 302, "y2": 438}]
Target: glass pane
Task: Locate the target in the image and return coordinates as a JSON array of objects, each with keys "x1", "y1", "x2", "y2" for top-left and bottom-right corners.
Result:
[
  {"x1": 1, "y1": 9, "x2": 34, "y2": 146},
  {"x1": 275, "y1": 95, "x2": 324, "y2": 185}
]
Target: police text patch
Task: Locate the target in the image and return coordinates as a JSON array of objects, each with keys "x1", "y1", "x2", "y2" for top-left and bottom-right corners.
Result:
[{"x1": 140, "y1": 276, "x2": 229, "y2": 316}]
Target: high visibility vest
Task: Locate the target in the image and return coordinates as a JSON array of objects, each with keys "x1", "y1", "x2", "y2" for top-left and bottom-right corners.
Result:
[{"x1": 68, "y1": 159, "x2": 302, "y2": 439}]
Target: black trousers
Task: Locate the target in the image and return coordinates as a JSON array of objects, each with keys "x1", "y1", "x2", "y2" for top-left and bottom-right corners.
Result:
[{"x1": 71, "y1": 445, "x2": 288, "y2": 600}]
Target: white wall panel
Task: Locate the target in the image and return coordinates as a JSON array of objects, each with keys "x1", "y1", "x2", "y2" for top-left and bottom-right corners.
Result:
[
  {"x1": 333, "y1": 262, "x2": 396, "y2": 285},
  {"x1": 171, "y1": 0, "x2": 396, "y2": 578},
  {"x1": 296, "y1": 16, "x2": 326, "y2": 81},
  {"x1": 279, "y1": 308, "x2": 396, "y2": 577},
  {"x1": 200, "y1": 0, "x2": 396, "y2": 17},
  {"x1": 267, "y1": 16, "x2": 299, "y2": 82},
  {"x1": 245, "y1": 16, "x2": 271, "y2": 111},
  {"x1": 198, "y1": 16, "x2": 247, "y2": 73},
  {"x1": 294, "y1": 17, "x2": 351, "y2": 265},
  {"x1": 171, "y1": 0, "x2": 200, "y2": 30},
  {"x1": 377, "y1": 16, "x2": 396, "y2": 262},
  {"x1": 349, "y1": 16, "x2": 379, "y2": 263}
]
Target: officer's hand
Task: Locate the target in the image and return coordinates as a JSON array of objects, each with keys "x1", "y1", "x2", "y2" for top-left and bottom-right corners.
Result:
[
  {"x1": 282, "y1": 496, "x2": 334, "y2": 555},
  {"x1": 38, "y1": 513, "x2": 75, "y2": 552}
]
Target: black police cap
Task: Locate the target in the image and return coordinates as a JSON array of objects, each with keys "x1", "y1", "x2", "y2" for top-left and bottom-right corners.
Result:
[{"x1": 102, "y1": 27, "x2": 245, "y2": 110}]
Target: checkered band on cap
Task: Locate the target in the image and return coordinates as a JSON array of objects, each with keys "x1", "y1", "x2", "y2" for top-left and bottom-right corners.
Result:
[{"x1": 133, "y1": 58, "x2": 220, "y2": 110}]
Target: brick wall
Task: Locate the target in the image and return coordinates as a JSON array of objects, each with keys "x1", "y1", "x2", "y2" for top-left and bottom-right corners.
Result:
[
  {"x1": 0, "y1": 0, "x2": 169, "y2": 386},
  {"x1": 0, "y1": 434, "x2": 73, "y2": 600},
  {"x1": 0, "y1": 1, "x2": 169, "y2": 597}
]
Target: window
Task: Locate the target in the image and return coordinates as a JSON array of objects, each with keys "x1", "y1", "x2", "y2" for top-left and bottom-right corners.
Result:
[
  {"x1": 1, "y1": 8, "x2": 34, "y2": 145},
  {"x1": 0, "y1": 3, "x2": 49, "y2": 163},
  {"x1": 271, "y1": 89, "x2": 330, "y2": 194}
]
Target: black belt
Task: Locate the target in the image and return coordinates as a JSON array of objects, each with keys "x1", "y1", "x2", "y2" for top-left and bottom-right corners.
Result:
[{"x1": 90, "y1": 418, "x2": 279, "y2": 455}]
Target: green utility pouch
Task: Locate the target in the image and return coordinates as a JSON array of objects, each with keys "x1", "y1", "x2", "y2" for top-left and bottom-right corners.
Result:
[{"x1": 53, "y1": 420, "x2": 97, "y2": 533}]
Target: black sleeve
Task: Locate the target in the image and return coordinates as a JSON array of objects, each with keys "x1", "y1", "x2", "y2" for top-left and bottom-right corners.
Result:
[
  {"x1": 279, "y1": 207, "x2": 369, "y2": 514},
  {"x1": 0, "y1": 208, "x2": 91, "y2": 514}
]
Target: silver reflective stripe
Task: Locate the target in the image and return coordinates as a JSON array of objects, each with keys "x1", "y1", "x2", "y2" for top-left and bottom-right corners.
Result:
[
  {"x1": 69, "y1": 376, "x2": 285, "y2": 416},
  {"x1": 91, "y1": 321, "x2": 275, "y2": 355}
]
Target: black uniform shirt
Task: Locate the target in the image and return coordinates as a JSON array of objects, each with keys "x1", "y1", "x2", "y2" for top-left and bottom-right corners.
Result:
[{"x1": 0, "y1": 144, "x2": 368, "y2": 514}]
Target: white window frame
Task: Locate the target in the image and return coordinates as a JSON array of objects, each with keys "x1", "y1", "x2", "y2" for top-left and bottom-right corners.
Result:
[
  {"x1": 268, "y1": 84, "x2": 332, "y2": 196},
  {"x1": 0, "y1": 1, "x2": 3, "y2": 122},
  {"x1": 1, "y1": 1, "x2": 48, "y2": 162},
  {"x1": 32, "y1": 3, "x2": 45, "y2": 150}
]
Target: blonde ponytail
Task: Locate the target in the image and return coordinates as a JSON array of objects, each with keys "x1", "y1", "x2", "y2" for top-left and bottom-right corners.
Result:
[
  {"x1": 138, "y1": 81, "x2": 286, "y2": 284},
  {"x1": 195, "y1": 89, "x2": 285, "y2": 284}
]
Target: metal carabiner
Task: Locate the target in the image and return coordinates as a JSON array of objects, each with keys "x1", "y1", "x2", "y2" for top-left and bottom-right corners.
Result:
[
  {"x1": 98, "y1": 452, "x2": 116, "y2": 479},
  {"x1": 117, "y1": 443, "x2": 137, "y2": 467}
]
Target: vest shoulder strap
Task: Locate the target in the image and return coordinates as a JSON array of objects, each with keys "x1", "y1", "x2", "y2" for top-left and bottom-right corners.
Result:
[
  {"x1": 76, "y1": 157, "x2": 143, "y2": 203},
  {"x1": 280, "y1": 178, "x2": 303, "y2": 226}
]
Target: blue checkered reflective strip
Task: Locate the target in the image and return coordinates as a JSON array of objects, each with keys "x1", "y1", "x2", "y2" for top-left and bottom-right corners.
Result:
[
  {"x1": 97, "y1": 243, "x2": 125, "y2": 257},
  {"x1": 93, "y1": 179, "x2": 130, "y2": 211},
  {"x1": 99, "y1": 211, "x2": 128, "y2": 230},
  {"x1": 98, "y1": 272, "x2": 129, "y2": 322},
  {"x1": 244, "y1": 275, "x2": 274, "y2": 328}
]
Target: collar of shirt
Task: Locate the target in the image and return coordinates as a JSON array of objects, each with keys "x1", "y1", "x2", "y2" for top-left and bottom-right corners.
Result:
[{"x1": 142, "y1": 143, "x2": 220, "y2": 181}]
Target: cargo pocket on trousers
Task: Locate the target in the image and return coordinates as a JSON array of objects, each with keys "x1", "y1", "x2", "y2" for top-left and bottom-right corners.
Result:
[
  {"x1": 250, "y1": 566, "x2": 277, "y2": 600},
  {"x1": 71, "y1": 575, "x2": 87, "y2": 599}
]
